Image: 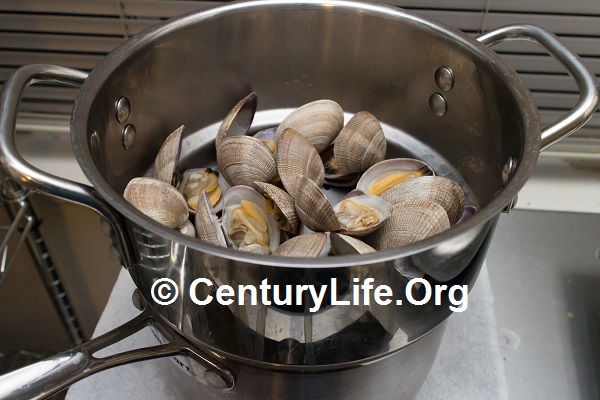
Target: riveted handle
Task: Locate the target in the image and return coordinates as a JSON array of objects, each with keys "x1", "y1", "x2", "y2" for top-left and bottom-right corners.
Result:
[
  {"x1": 0, "y1": 290, "x2": 235, "y2": 400},
  {"x1": 0, "y1": 64, "x2": 134, "y2": 268},
  {"x1": 477, "y1": 24, "x2": 599, "y2": 151}
]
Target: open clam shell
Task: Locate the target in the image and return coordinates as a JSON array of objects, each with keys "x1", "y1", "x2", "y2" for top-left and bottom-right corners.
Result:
[
  {"x1": 334, "y1": 111, "x2": 386, "y2": 174},
  {"x1": 330, "y1": 233, "x2": 376, "y2": 255},
  {"x1": 332, "y1": 195, "x2": 392, "y2": 237},
  {"x1": 294, "y1": 175, "x2": 341, "y2": 233},
  {"x1": 273, "y1": 233, "x2": 331, "y2": 257},
  {"x1": 179, "y1": 168, "x2": 230, "y2": 214},
  {"x1": 123, "y1": 177, "x2": 189, "y2": 229},
  {"x1": 255, "y1": 181, "x2": 299, "y2": 234},
  {"x1": 153, "y1": 125, "x2": 183, "y2": 186},
  {"x1": 215, "y1": 92, "x2": 257, "y2": 149},
  {"x1": 194, "y1": 191, "x2": 227, "y2": 247},
  {"x1": 276, "y1": 128, "x2": 324, "y2": 198},
  {"x1": 381, "y1": 176, "x2": 465, "y2": 224},
  {"x1": 217, "y1": 135, "x2": 277, "y2": 190},
  {"x1": 221, "y1": 185, "x2": 280, "y2": 253},
  {"x1": 356, "y1": 158, "x2": 434, "y2": 197},
  {"x1": 367, "y1": 199, "x2": 450, "y2": 250},
  {"x1": 321, "y1": 144, "x2": 361, "y2": 188},
  {"x1": 275, "y1": 99, "x2": 344, "y2": 153},
  {"x1": 253, "y1": 127, "x2": 278, "y2": 156}
]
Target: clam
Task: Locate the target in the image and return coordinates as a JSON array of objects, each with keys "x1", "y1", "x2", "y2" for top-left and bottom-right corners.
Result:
[
  {"x1": 179, "y1": 168, "x2": 230, "y2": 214},
  {"x1": 356, "y1": 158, "x2": 433, "y2": 197},
  {"x1": 381, "y1": 176, "x2": 465, "y2": 224},
  {"x1": 330, "y1": 233, "x2": 376, "y2": 255},
  {"x1": 276, "y1": 128, "x2": 324, "y2": 198},
  {"x1": 253, "y1": 127, "x2": 278, "y2": 156},
  {"x1": 367, "y1": 199, "x2": 450, "y2": 250},
  {"x1": 194, "y1": 191, "x2": 227, "y2": 247},
  {"x1": 215, "y1": 92, "x2": 257, "y2": 149},
  {"x1": 123, "y1": 177, "x2": 189, "y2": 229},
  {"x1": 294, "y1": 175, "x2": 341, "y2": 233},
  {"x1": 333, "y1": 111, "x2": 386, "y2": 174},
  {"x1": 321, "y1": 144, "x2": 361, "y2": 188},
  {"x1": 333, "y1": 195, "x2": 392, "y2": 237},
  {"x1": 217, "y1": 135, "x2": 277, "y2": 190},
  {"x1": 239, "y1": 243, "x2": 270, "y2": 255},
  {"x1": 255, "y1": 181, "x2": 299, "y2": 234},
  {"x1": 344, "y1": 188, "x2": 365, "y2": 199},
  {"x1": 221, "y1": 186, "x2": 280, "y2": 253},
  {"x1": 153, "y1": 125, "x2": 183, "y2": 186},
  {"x1": 275, "y1": 99, "x2": 344, "y2": 153},
  {"x1": 273, "y1": 233, "x2": 331, "y2": 257},
  {"x1": 179, "y1": 220, "x2": 196, "y2": 237}
]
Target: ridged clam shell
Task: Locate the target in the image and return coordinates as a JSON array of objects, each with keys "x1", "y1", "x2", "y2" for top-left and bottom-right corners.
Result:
[
  {"x1": 276, "y1": 128, "x2": 324, "y2": 198},
  {"x1": 294, "y1": 175, "x2": 341, "y2": 232},
  {"x1": 276, "y1": 100, "x2": 344, "y2": 153},
  {"x1": 334, "y1": 111, "x2": 386, "y2": 174},
  {"x1": 255, "y1": 181, "x2": 299, "y2": 233},
  {"x1": 239, "y1": 243, "x2": 270, "y2": 255},
  {"x1": 330, "y1": 233, "x2": 375, "y2": 255},
  {"x1": 321, "y1": 144, "x2": 361, "y2": 188},
  {"x1": 368, "y1": 199, "x2": 450, "y2": 250},
  {"x1": 221, "y1": 185, "x2": 280, "y2": 252},
  {"x1": 381, "y1": 176, "x2": 465, "y2": 224},
  {"x1": 253, "y1": 127, "x2": 278, "y2": 155},
  {"x1": 273, "y1": 233, "x2": 330, "y2": 257},
  {"x1": 194, "y1": 191, "x2": 227, "y2": 247},
  {"x1": 123, "y1": 177, "x2": 189, "y2": 229},
  {"x1": 153, "y1": 125, "x2": 183, "y2": 186},
  {"x1": 356, "y1": 158, "x2": 434, "y2": 196},
  {"x1": 333, "y1": 195, "x2": 392, "y2": 237},
  {"x1": 215, "y1": 92, "x2": 257, "y2": 149},
  {"x1": 217, "y1": 136, "x2": 277, "y2": 190}
]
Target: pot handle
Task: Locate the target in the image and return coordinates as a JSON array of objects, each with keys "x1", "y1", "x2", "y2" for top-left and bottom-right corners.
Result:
[
  {"x1": 0, "y1": 64, "x2": 134, "y2": 268},
  {"x1": 0, "y1": 290, "x2": 235, "y2": 400},
  {"x1": 477, "y1": 24, "x2": 599, "y2": 151}
]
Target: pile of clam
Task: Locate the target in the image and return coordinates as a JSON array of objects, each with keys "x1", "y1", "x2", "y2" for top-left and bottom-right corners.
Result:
[{"x1": 123, "y1": 93, "x2": 467, "y2": 257}]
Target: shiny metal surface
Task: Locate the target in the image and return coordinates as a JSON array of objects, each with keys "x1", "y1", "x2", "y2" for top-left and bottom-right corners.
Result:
[
  {"x1": 0, "y1": 290, "x2": 235, "y2": 400},
  {"x1": 476, "y1": 24, "x2": 599, "y2": 151},
  {"x1": 0, "y1": 1, "x2": 597, "y2": 399},
  {"x1": 0, "y1": 65, "x2": 135, "y2": 270}
]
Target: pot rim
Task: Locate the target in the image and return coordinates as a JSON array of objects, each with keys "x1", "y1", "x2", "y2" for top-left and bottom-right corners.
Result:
[{"x1": 71, "y1": 0, "x2": 540, "y2": 269}]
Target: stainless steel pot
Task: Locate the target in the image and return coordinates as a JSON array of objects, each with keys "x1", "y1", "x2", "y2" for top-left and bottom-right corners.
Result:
[{"x1": 0, "y1": 1, "x2": 597, "y2": 399}]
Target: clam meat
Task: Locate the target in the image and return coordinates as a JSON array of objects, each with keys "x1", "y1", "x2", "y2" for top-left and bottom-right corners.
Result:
[
  {"x1": 221, "y1": 186, "x2": 280, "y2": 253},
  {"x1": 356, "y1": 158, "x2": 434, "y2": 197}
]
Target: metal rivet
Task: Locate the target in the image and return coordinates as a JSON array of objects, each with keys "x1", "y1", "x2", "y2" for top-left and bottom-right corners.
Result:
[
  {"x1": 99, "y1": 218, "x2": 114, "y2": 238},
  {"x1": 429, "y1": 93, "x2": 447, "y2": 117},
  {"x1": 131, "y1": 289, "x2": 145, "y2": 311},
  {"x1": 435, "y1": 67, "x2": 454, "y2": 91},
  {"x1": 90, "y1": 130, "x2": 100, "y2": 156},
  {"x1": 204, "y1": 370, "x2": 229, "y2": 390},
  {"x1": 122, "y1": 124, "x2": 136, "y2": 149},
  {"x1": 108, "y1": 244, "x2": 123, "y2": 265},
  {"x1": 502, "y1": 157, "x2": 517, "y2": 184},
  {"x1": 115, "y1": 97, "x2": 131, "y2": 124}
]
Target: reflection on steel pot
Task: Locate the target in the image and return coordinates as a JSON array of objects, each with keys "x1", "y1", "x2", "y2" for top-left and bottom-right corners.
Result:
[{"x1": 0, "y1": 1, "x2": 597, "y2": 399}]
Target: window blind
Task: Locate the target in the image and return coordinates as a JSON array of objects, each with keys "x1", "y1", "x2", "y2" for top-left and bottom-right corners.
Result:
[{"x1": 2, "y1": 0, "x2": 599, "y2": 150}]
